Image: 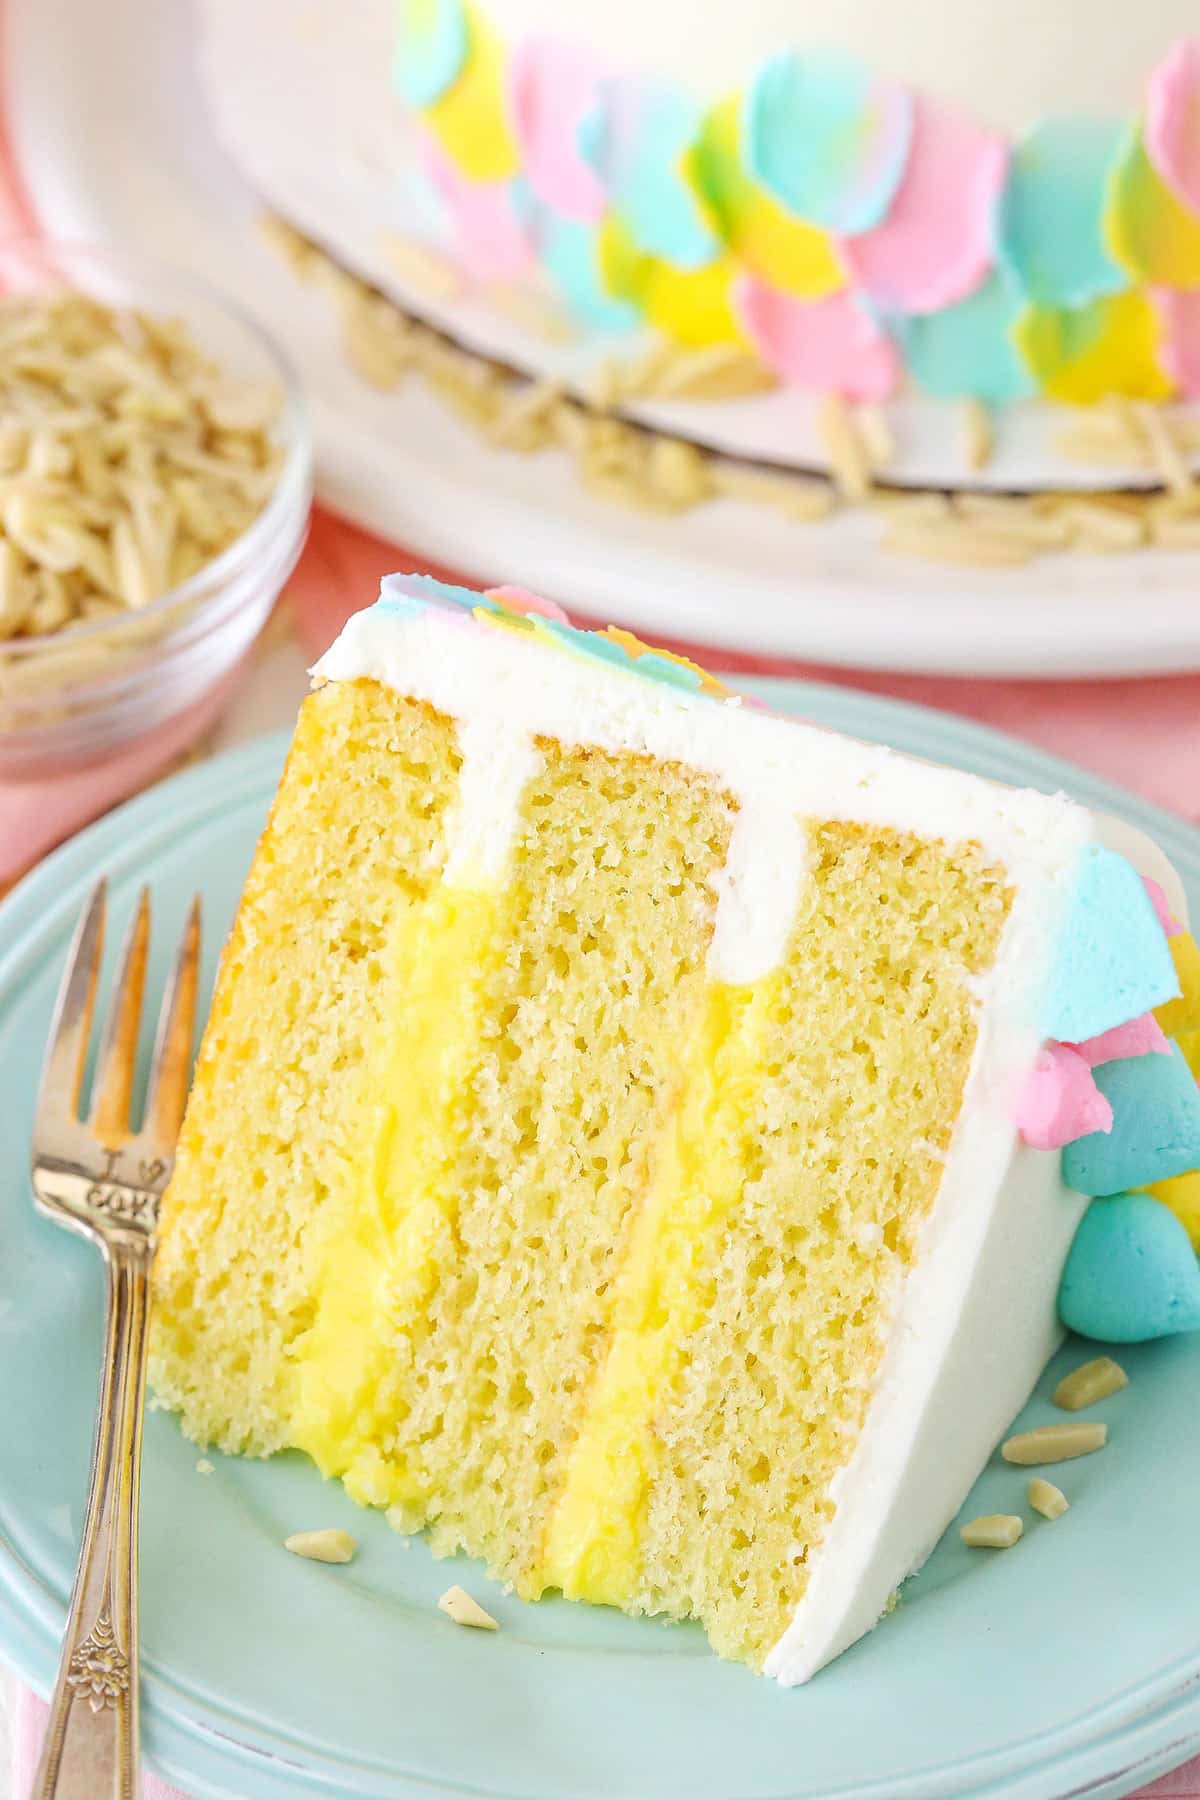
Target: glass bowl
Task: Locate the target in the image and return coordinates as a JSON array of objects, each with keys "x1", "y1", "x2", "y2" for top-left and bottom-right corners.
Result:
[{"x1": 0, "y1": 241, "x2": 313, "y2": 779}]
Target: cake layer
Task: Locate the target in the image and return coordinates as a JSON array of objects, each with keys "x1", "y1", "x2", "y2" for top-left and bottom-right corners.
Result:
[
  {"x1": 154, "y1": 667, "x2": 1015, "y2": 1669},
  {"x1": 151, "y1": 681, "x2": 464, "y2": 1449},
  {"x1": 152, "y1": 583, "x2": 1111, "y2": 1682}
]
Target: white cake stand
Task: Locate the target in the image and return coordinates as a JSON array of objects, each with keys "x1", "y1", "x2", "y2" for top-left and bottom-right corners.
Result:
[{"x1": 5, "y1": 0, "x2": 1200, "y2": 677}]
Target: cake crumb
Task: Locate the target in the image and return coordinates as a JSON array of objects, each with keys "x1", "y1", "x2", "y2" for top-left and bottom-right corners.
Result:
[
  {"x1": 1001, "y1": 1421, "x2": 1107, "y2": 1466},
  {"x1": 284, "y1": 1528, "x2": 357, "y2": 1564},
  {"x1": 1029, "y1": 1477, "x2": 1069, "y2": 1520},
  {"x1": 961, "y1": 1513, "x2": 1023, "y2": 1549},
  {"x1": 195, "y1": 1458, "x2": 214, "y2": 1475},
  {"x1": 1053, "y1": 1356, "x2": 1128, "y2": 1412},
  {"x1": 438, "y1": 1585, "x2": 499, "y2": 1631}
]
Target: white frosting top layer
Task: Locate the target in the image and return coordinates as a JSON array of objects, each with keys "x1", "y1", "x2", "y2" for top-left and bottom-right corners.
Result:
[
  {"x1": 315, "y1": 600, "x2": 1092, "y2": 984},
  {"x1": 313, "y1": 595, "x2": 1116, "y2": 1682}
]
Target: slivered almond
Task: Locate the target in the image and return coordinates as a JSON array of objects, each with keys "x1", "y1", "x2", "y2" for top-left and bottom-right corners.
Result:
[
  {"x1": 438, "y1": 1585, "x2": 499, "y2": 1630},
  {"x1": 1001, "y1": 1422, "x2": 1107, "y2": 1465},
  {"x1": 1053, "y1": 1357, "x2": 1128, "y2": 1412},
  {"x1": 961, "y1": 1514, "x2": 1023, "y2": 1548}
]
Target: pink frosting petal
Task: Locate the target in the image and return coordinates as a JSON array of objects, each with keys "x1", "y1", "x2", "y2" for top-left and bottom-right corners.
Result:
[
  {"x1": 1151, "y1": 288, "x2": 1200, "y2": 397},
  {"x1": 485, "y1": 584, "x2": 570, "y2": 622},
  {"x1": 734, "y1": 278, "x2": 900, "y2": 401},
  {"x1": 841, "y1": 97, "x2": 1008, "y2": 315},
  {"x1": 1144, "y1": 874, "x2": 1184, "y2": 936},
  {"x1": 419, "y1": 135, "x2": 534, "y2": 284},
  {"x1": 1147, "y1": 39, "x2": 1200, "y2": 215},
  {"x1": 509, "y1": 37, "x2": 609, "y2": 222},
  {"x1": 1014, "y1": 1044, "x2": 1114, "y2": 1150},
  {"x1": 1070, "y1": 1012, "x2": 1172, "y2": 1067}
]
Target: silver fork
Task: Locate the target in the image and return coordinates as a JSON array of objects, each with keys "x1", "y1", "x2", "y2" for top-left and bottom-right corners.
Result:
[{"x1": 29, "y1": 879, "x2": 201, "y2": 1800}]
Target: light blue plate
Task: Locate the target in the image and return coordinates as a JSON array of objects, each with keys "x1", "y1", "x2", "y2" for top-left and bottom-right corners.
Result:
[{"x1": 2, "y1": 680, "x2": 1200, "y2": 1800}]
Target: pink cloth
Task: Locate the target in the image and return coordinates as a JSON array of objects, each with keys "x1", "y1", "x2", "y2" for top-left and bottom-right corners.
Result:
[{"x1": 5, "y1": 53, "x2": 1200, "y2": 1800}]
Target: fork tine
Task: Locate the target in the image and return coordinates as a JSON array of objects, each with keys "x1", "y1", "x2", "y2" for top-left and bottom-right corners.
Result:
[
  {"x1": 142, "y1": 896, "x2": 202, "y2": 1152},
  {"x1": 89, "y1": 886, "x2": 151, "y2": 1148},
  {"x1": 34, "y1": 879, "x2": 107, "y2": 1142}
]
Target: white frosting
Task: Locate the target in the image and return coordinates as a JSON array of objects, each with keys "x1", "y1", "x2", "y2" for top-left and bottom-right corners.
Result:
[
  {"x1": 311, "y1": 594, "x2": 1167, "y2": 1684},
  {"x1": 442, "y1": 714, "x2": 543, "y2": 885},
  {"x1": 708, "y1": 798, "x2": 809, "y2": 986}
]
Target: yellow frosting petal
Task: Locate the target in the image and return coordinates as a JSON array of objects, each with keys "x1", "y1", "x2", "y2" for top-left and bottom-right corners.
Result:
[
  {"x1": 690, "y1": 96, "x2": 845, "y2": 300},
  {"x1": 1145, "y1": 1169, "x2": 1200, "y2": 1252},
  {"x1": 1175, "y1": 1028, "x2": 1200, "y2": 1083},
  {"x1": 422, "y1": 5, "x2": 518, "y2": 182},
  {"x1": 1013, "y1": 290, "x2": 1171, "y2": 404},
  {"x1": 598, "y1": 216, "x2": 748, "y2": 346},
  {"x1": 1154, "y1": 932, "x2": 1200, "y2": 1037},
  {"x1": 1106, "y1": 130, "x2": 1200, "y2": 289}
]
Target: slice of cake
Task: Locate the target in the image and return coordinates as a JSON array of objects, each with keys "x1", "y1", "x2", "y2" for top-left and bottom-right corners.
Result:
[{"x1": 150, "y1": 574, "x2": 1200, "y2": 1681}]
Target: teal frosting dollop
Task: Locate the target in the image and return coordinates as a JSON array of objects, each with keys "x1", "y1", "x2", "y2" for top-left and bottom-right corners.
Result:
[
  {"x1": 1063, "y1": 1039, "x2": 1200, "y2": 1197},
  {"x1": 894, "y1": 272, "x2": 1035, "y2": 404},
  {"x1": 393, "y1": 0, "x2": 468, "y2": 110},
  {"x1": 744, "y1": 50, "x2": 913, "y2": 234},
  {"x1": 1042, "y1": 846, "x2": 1180, "y2": 1045},
  {"x1": 515, "y1": 189, "x2": 641, "y2": 333},
  {"x1": 996, "y1": 117, "x2": 1127, "y2": 307},
  {"x1": 579, "y1": 83, "x2": 717, "y2": 269},
  {"x1": 1059, "y1": 1192, "x2": 1200, "y2": 1341}
]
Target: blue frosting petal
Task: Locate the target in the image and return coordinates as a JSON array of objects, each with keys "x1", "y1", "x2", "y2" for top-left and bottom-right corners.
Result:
[
  {"x1": 532, "y1": 212, "x2": 641, "y2": 334},
  {"x1": 744, "y1": 51, "x2": 913, "y2": 234},
  {"x1": 894, "y1": 272, "x2": 1036, "y2": 405},
  {"x1": 996, "y1": 118, "x2": 1127, "y2": 307},
  {"x1": 1059, "y1": 1192, "x2": 1200, "y2": 1341},
  {"x1": 1043, "y1": 846, "x2": 1180, "y2": 1044},
  {"x1": 378, "y1": 572, "x2": 482, "y2": 613},
  {"x1": 534, "y1": 617, "x2": 636, "y2": 671},
  {"x1": 393, "y1": 0, "x2": 469, "y2": 109},
  {"x1": 579, "y1": 85, "x2": 717, "y2": 269},
  {"x1": 1063, "y1": 1040, "x2": 1200, "y2": 1196},
  {"x1": 633, "y1": 652, "x2": 705, "y2": 692}
]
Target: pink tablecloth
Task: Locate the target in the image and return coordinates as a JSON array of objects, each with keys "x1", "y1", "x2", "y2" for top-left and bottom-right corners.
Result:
[{"x1": 4, "y1": 69, "x2": 1200, "y2": 1800}]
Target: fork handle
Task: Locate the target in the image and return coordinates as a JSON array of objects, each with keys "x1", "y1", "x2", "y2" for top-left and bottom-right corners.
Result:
[{"x1": 32, "y1": 1237, "x2": 151, "y2": 1800}]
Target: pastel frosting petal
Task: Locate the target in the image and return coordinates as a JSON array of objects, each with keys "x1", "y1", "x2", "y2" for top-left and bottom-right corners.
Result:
[
  {"x1": 744, "y1": 51, "x2": 913, "y2": 235},
  {"x1": 380, "y1": 572, "x2": 484, "y2": 612},
  {"x1": 420, "y1": 5, "x2": 519, "y2": 182},
  {"x1": 1146, "y1": 38, "x2": 1200, "y2": 215},
  {"x1": 691, "y1": 96, "x2": 845, "y2": 299},
  {"x1": 1014, "y1": 290, "x2": 1172, "y2": 404},
  {"x1": 581, "y1": 81, "x2": 718, "y2": 268},
  {"x1": 1152, "y1": 288, "x2": 1200, "y2": 397},
  {"x1": 1042, "y1": 846, "x2": 1180, "y2": 1044},
  {"x1": 1144, "y1": 875, "x2": 1183, "y2": 937},
  {"x1": 529, "y1": 209, "x2": 640, "y2": 333},
  {"x1": 394, "y1": 0, "x2": 468, "y2": 109},
  {"x1": 599, "y1": 218, "x2": 746, "y2": 346},
  {"x1": 997, "y1": 117, "x2": 1127, "y2": 307},
  {"x1": 484, "y1": 584, "x2": 570, "y2": 623},
  {"x1": 1063, "y1": 1040, "x2": 1200, "y2": 1197},
  {"x1": 895, "y1": 271, "x2": 1035, "y2": 404},
  {"x1": 842, "y1": 97, "x2": 1008, "y2": 315},
  {"x1": 508, "y1": 37, "x2": 609, "y2": 221},
  {"x1": 1071, "y1": 1013, "x2": 1171, "y2": 1067},
  {"x1": 1146, "y1": 1168, "x2": 1200, "y2": 1252},
  {"x1": 419, "y1": 135, "x2": 533, "y2": 282},
  {"x1": 735, "y1": 278, "x2": 900, "y2": 401},
  {"x1": 1155, "y1": 931, "x2": 1200, "y2": 1037},
  {"x1": 1106, "y1": 127, "x2": 1200, "y2": 289},
  {"x1": 1059, "y1": 1192, "x2": 1200, "y2": 1341},
  {"x1": 1013, "y1": 1045, "x2": 1113, "y2": 1152}
]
